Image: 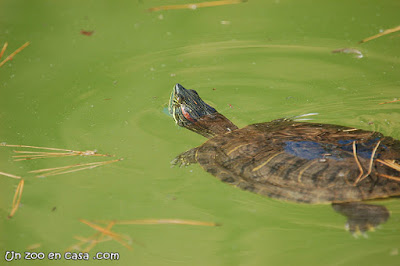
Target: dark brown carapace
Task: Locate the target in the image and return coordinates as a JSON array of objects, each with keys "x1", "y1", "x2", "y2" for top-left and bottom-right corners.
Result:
[{"x1": 169, "y1": 83, "x2": 400, "y2": 234}]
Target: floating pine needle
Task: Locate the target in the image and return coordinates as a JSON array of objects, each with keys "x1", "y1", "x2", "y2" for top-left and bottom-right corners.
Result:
[
  {"x1": 13, "y1": 152, "x2": 78, "y2": 161},
  {"x1": 0, "y1": 42, "x2": 30, "y2": 68},
  {"x1": 26, "y1": 243, "x2": 42, "y2": 251},
  {"x1": 65, "y1": 233, "x2": 106, "y2": 252},
  {"x1": 79, "y1": 219, "x2": 132, "y2": 250},
  {"x1": 8, "y1": 179, "x2": 24, "y2": 218},
  {"x1": 84, "y1": 222, "x2": 115, "y2": 252},
  {"x1": 342, "y1": 128, "x2": 358, "y2": 132},
  {"x1": 378, "y1": 173, "x2": 400, "y2": 182},
  {"x1": 12, "y1": 150, "x2": 110, "y2": 161},
  {"x1": 80, "y1": 30, "x2": 94, "y2": 36},
  {"x1": 0, "y1": 171, "x2": 21, "y2": 179},
  {"x1": 148, "y1": 0, "x2": 246, "y2": 12},
  {"x1": 1, "y1": 143, "x2": 113, "y2": 160},
  {"x1": 354, "y1": 141, "x2": 381, "y2": 184},
  {"x1": 73, "y1": 235, "x2": 112, "y2": 244},
  {"x1": 66, "y1": 235, "x2": 109, "y2": 252},
  {"x1": 82, "y1": 221, "x2": 115, "y2": 252},
  {"x1": 379, "y1": 99, "x2": 400, "y2": 105},
  {"x1": 12, "y1": 151, "x2": 110, "y2": 161},
  {"x1": 79, "y1": 220, "x2": 128, "y2": 241},
  {"x1": 30, "y1": 158, "x2": 123, "y2": 178},
  {"x1": 377, "y1": 159, "x2": 400, "y2": 172},
  {"x1": 332, "y1": 48, "x2": 363, "y2": 59},
  {"x1": 0, "y1": 142, "x2": 114, "y2": 157},
  {"x1": 78, "y1": 236, "x2": 113, "y2": 252},
  {"x1": 97, "y1": 219, "x2": 219, "y2": 227},
  {"x1": 352, "y1": 141, "x2": 364, "y2": 185},
  {"x1": 68, "y1": 218, "x2": 218, "y2": 252},
  {"x1": 376, "y1": 159, "x2": 400, "y2": 182},
  {"x1": 359, "y1": 25, "x2": 400, "y2": 44},
  {"x1": 0, "y1": 42, "x2": 8, "y2": 60},
  {"x1": 1, "y1": 143, "x2": 76, "y2": 152}
]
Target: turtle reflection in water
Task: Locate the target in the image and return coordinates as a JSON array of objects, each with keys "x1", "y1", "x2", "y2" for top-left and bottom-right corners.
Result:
[{"x1": 168, "y1": 84, "x2": 400, "y2": 234}]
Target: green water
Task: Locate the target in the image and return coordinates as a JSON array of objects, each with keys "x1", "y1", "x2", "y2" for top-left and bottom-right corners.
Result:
[{"x1": 1, "y1": 0, "x2": 400, "y2": 265}]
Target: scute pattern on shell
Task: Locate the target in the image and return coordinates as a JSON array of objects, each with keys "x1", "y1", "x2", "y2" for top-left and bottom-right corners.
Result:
[{"x1": 195, "y1": 120, "x2": 400, "y2": 203}]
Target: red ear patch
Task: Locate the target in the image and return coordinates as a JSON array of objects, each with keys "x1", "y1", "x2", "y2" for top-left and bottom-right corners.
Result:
[{"x1": 181, "y1": 105, "x2": 195, "y2": 122}]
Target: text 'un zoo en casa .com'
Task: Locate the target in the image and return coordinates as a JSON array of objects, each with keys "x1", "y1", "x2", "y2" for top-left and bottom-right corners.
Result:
[{"x1": 4, "y1": 251, "x2": 120, "y2": 261}]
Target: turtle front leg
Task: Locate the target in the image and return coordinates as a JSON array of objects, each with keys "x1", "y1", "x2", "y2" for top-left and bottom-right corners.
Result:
[
  {"x1": 332, "y1": 202, "x2": 390, "y2": 236},
  {"x1": 171, "y1": 147, "x2": 198, "y2": 167}
]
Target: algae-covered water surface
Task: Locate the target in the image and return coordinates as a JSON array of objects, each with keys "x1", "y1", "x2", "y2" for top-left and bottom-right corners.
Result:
[{"x1": 1, "y1": 1, "x2": 400, "y2": 265}]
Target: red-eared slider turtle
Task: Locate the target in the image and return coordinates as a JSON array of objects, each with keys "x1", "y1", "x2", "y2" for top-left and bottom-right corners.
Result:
[{"x1": 169, "y1": 84, "x2": 400, "y2": 234}]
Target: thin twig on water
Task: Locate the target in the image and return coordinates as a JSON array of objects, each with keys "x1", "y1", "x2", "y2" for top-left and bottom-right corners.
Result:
[
  {"x1": 359, "y1": 25, "x2": 400, "y2": 44},
  {"x1": 356, "y1": 141, "x2": 381, "y2": 183},
  {"x1": 376, "y1": 159, "x2": 400, "y2": 182},
  {"x1": 378, "y1": 173, "x2": 400, "y2": 182},
  {"x1": 79, "y1": 219, "x2": 132, "y2": 250},
  {"x1": 8, "y1": 179, "x2": 24, "y2": 218},
  {"x1": 82, "y1": 222, "x2": 115, "y2": 252},
  {"x1": 0, "y1": 42, "x2": 30, "y2": 68},
  {"x1": 352, "y1": 141, "x2": 364, "y2": 185},
  {"x1": 0, "y1": 42, "x2": 8, "y2": 59},
  {"x1": 1, "y1": 143, "x2": 113, "y2": 160},
  {"x1": 148, "y1": 0, "x2": 246, "y2": 12},
  {"x1": 30, "y1": 159, "x2": 123, "y2": 177},
  {"x1": 379, "y1": 99, "x2": 400, "y2": 105},
  {"x1": 0, "y1": 171, "x2": 21, "y2": 179},
  {"x1": 96, "y1": 219, "x2": 219, "y2": 227},
  {"x1": 377, "y1": 159, "x2": 400, "y2": 172}
]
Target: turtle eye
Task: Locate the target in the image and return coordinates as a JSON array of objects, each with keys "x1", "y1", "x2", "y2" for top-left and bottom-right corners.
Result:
[{"x1": 177, "y1": 95, "x2": 185, "y2": 104}]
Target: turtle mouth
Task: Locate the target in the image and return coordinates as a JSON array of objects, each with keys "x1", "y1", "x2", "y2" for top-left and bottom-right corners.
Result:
[
  {"x1": 168, "y1": 84, "x2": 183, "y2": 113},
  {"x1": 168, "y1": 84, "x2": 186, "y2": 126}
]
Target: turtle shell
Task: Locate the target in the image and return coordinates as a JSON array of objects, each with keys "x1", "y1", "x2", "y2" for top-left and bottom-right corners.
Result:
[{"x1": 194, "y1": 120, "x2": 400, "y2": 203}]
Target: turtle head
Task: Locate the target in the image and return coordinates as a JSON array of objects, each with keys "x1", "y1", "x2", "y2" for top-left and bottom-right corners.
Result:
[
  {"x1": 169, "y1": 83, "x2": 217, "y2": 127},
  {"x1": 169, "y1": 83, "x2": 238, "y2": 138}
]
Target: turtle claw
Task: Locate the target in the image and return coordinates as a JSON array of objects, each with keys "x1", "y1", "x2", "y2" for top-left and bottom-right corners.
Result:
[
  {"x1": 332, "y1": 202, "x2": 390, "y2": 235},
  {"x1": 171, "y1": 156, "x2": 190, "y2": 167},
  {"x1": 345, "y1": 222, "x2": 372, "y2": 238},
  {"x1": 171, "y1": 148, "x2": 198, "y2": 167},
  {"x1": 346, "y1": 220, "x2": 380, "y2": 235},
  {"x1": 350, "y1": 231, "x2": 369, "y2": 239}
]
